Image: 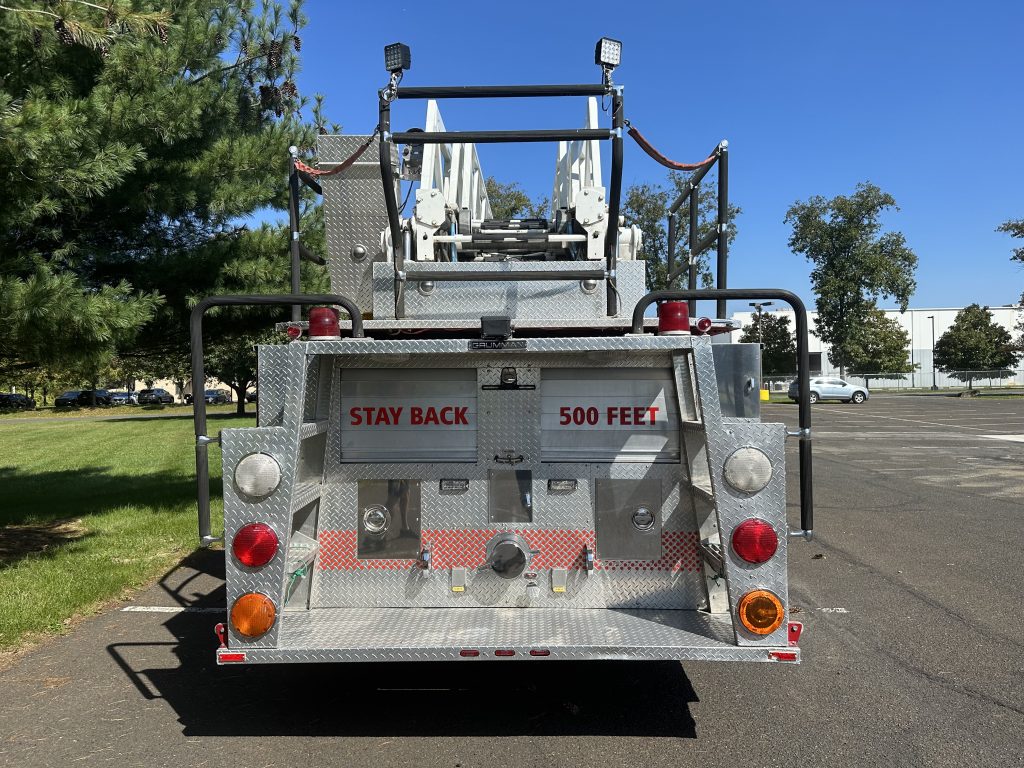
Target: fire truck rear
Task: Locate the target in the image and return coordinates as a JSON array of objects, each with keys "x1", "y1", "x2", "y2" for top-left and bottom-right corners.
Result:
[{"x1": 190, "y1": 39, "x2": 815, "y2": 666}]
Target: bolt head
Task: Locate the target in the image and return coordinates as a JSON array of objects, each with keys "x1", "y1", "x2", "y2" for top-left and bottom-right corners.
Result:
[{"x1": 351, "y1": 244, "x2": 368, "y2": 261}]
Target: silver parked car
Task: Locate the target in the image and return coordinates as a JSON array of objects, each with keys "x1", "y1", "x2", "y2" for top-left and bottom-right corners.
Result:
[{"x1": 789, "y1": 377, "x2": 869, "y2": 404}]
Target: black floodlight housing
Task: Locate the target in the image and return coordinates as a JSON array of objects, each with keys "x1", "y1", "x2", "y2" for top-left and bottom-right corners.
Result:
[
  {"x1": 384, "y1": 42, "x2": 411, "y2": 73},
  {"x1": 595, "y1": 37, "x2": 622, "y2": 69}
]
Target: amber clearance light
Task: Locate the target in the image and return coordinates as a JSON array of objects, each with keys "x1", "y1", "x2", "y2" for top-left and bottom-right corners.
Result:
[
  {"x1": 230, "y1": 593, "x2": 277, "y2": 638},
  {"x1": 737, "y1": 590, "x2": 784, "y2": 635}
]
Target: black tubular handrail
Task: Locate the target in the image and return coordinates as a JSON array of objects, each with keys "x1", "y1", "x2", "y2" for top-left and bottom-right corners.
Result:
[
  {"x1": 631, "y1": 288, "x2": 814, "y2": 539},
  {"x1": 390, "y1": 129, "x2": 613, "y2": 144},
  {"x1": 190, "y1": 293, "x2": 364, "y2": 547},
  {"x1": 378, "y1": 79, "x2": 624, "y2": 318},
  {"x1": 395, "y1": 84, "x2": 609, "y2": 99}
]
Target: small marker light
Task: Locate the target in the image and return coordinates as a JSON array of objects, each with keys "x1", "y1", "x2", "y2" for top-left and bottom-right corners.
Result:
[{"x1": 234, "y1": 453, "x2": 281, "y2": 499}]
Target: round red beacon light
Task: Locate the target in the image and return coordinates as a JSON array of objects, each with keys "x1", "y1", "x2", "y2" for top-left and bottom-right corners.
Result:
[
  {"x1": 731, "y1": 519, "x2": 779, "y2": 564},
  {"x1": 657, "y1": 301, "x2": 690, "y2": 335},
  {"x1": 232, "y1": 523, "x2": 279, "y2": 568},
  {"x1": 308, "y1": 306, "x2": 340, "y2": 339},
  {"x1": 693, "y1": 316, "x2": 713, "y2": 334}
]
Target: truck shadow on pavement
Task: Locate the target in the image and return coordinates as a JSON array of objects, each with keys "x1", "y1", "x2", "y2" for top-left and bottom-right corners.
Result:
[{"x1": 108, "y1": 549, "x2": 700, "y2": 738}]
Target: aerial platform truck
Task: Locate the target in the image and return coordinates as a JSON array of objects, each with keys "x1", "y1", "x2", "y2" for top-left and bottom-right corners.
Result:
[{"x1": 190, "y1": 39, "x2": 815, "y2": 666}]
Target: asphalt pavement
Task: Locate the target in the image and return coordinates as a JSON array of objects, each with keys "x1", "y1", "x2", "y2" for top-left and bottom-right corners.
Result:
[{"x1": 1, "y1": 395, "x2": 1022, "y2": 767}]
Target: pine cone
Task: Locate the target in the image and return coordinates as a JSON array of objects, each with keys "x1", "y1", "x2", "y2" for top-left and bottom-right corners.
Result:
[
  {"x1": 33, "y1": 28, "x2": 43, "y2": 47},
  {"x1": 268, "y1": 40, "x2": 283, "y2": 68},
  {"x1": 259, "y1": 84, "x2": 274, "y2": 109},
  {"x1": 280, "y1": 80, "x2": 297, "y2": 98},
  {"x1": 157, "y1": 25, "x2": 168, "y2": 44},
  {"x1": 292, "y1": 35, "x2": 301, "y2": 52},
  {"x1": 53, "y1": 18, "x2": 73, "y2": 46},
  {"x1": 214, "y1": 32, "x2": 224, "y2": 48}
]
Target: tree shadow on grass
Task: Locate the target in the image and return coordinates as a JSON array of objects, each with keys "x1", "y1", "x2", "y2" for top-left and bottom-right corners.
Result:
[
  {"x1": 107, "y1": 550, "x2": 700, "y2": 739},
  {"x1": 0, "y1": 466, "x2": 214, "y2": 567}
]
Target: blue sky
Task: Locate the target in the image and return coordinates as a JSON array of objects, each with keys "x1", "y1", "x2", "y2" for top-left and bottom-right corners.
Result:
[{"x1": 292, "y1": 0, "x2": 1023, "y2": 312}]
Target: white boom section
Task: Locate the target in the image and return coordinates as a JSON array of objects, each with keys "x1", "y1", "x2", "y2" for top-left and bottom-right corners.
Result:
[
  {"x1": 553, "y1": 97, "x2": 603, "y2": 210},
  {"x1": 421, "y1": 100, "x2": 491, "y2": 220}
]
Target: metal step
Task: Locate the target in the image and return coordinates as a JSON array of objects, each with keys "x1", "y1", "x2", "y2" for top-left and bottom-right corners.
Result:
[{"x1": 225, "y1": 608, "x2": 795, "y2": 664}]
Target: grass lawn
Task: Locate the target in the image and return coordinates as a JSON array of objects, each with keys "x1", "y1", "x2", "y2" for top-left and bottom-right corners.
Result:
[{"x1": 0, "y1": 412, "x2": 254, "y2": 650}]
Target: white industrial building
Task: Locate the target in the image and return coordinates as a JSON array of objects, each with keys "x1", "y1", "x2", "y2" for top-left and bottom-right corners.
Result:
[{"x1": 730, "y1": 304, "x2": 1024, "y2": 389}]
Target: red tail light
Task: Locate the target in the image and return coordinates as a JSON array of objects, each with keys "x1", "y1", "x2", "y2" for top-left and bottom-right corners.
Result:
[
  {"x1": 232, "y1": 523, "x2": 279, "y2": 567},
  {"x1": 285, "y1": 324, "x2": 302, "y2": 340},
  {"x1": 731, "y1": 519, "x2": 778, "y2": 564},
  {"x1": 657, "y1": 301, "x2": 690, "y2": 334},
  {"x1": 308, "y1": 306, "x2": 340, "y2": 338},
  {"x1": 692, "y1": 316, "x2": 713, "y2": 334},
  {"x1": 494, "y1": 649, "x2": 515, "y2": 657},
  {"x1": 459, "y1": 649, "x2": 480, "y2": 657}
]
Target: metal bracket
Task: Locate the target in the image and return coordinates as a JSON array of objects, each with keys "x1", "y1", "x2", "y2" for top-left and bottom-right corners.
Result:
[
  {"x1": 493, "y1": 452, "x2": 525, "y2": 465},
  {"x1": 417, "y1": 545, "x2": 432, "y2": 577},
  {"x1": 789, "y1": 528, "x2": 813, "y2": 541},
  {"x1": 196, "y1": 434, "x2": 220, "y2": 446},
  {"x1": 786, "y1": 427, "x2": 811, "y2": 438},
  {"x1": 584, "y1": 546, "x2": 595, "y2": 575}
]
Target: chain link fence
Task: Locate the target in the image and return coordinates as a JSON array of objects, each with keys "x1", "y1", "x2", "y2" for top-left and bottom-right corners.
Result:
[{"x1": 763, "y1": 369, "x2": 1024, "y2": 393}]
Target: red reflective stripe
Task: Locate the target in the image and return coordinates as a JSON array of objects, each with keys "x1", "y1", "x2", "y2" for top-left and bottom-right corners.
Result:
[
  {"x1": 769, "y1": 651, "x2": 798, "y2": 662},
  {"x1": 218, "y1": 652, "x2": 246, "y2": 663}
]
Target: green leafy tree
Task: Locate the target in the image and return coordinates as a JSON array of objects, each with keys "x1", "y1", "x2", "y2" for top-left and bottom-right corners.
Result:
[
  {"x1": 624, "y1": 173, "x2": 740, "y2": 291},
  {"x1": 484, "y1": 177, "x2": 548, "y2": 220},
  {"x1": 0, "y1": 0, "x2": 322, "y2": 380},
  {"x1": 846, "y1": 309, "x2": 916, "y2": 388},
  {"x1": 785, "y1": 182, "x2": 918, "y2": 377},
  {"x1": 738, "y1": 312, "x2": 796, "y2": 376},
  {"x1": 933, "y1": 304, "x2": 1020, "y2": 391},
  {"x1": 205, "y1": 330, "x2": 276, "y2": 415},
  {"x1": 997, "y1": 218, "x2": 1024, "y2": 338}
]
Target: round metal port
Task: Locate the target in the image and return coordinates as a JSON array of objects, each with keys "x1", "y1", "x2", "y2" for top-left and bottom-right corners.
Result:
[
  {"x1": 486, "y1": 533, "x2": 531, "y2": 580},
  {"x1": 632, "y1": 506, "x2": 656, "y2": 532},
  {"x1": 362, "y1": 505, "x2": 391, "y2": 536}
]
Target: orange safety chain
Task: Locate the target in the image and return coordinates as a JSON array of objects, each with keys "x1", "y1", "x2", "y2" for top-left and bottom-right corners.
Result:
[
  {"x1": 293, "y1": 131, "x2": 377, "y2": 177},
  {"x1": 626, "y1": 122, "x2": 717, "y2": 171}
]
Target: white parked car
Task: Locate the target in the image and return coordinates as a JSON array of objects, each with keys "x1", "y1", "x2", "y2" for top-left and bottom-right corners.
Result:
[{"x1": 789, "y1": 377, "x2": 869, "y2": 404}]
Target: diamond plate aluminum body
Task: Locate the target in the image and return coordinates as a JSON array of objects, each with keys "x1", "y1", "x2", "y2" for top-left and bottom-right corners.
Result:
[
  {"x1": 221, "y1": 608, "x2": 798, "y2": 664},
  {"x1": 225, "y1": 333, "x2": 794, "y2": 659},
  {"x1": 223, "y1": 343, "x2": 319, "y2": 647},
  {"x1": 319, "y1": 135, "x2": 392, "y2": 313},
  {"x1": 687, "y1": 341, "x2": 790, "y2": 647},
  {"x1": 373, "y1": 261, "x2": 646, "y2": 323}
]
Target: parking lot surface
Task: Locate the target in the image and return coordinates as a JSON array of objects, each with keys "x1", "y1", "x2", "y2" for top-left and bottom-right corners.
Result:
[{"x1": 1, "y1": 395, "x2": 1022, "y2": 767}]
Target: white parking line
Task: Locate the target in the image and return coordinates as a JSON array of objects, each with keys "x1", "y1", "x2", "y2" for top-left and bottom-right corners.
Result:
[
  {"x1": 981, "y1": 434, "x2": 1024, "y2": 443},
  {"x1": 120, "y1": 606, "x2": 224, "y2": 614}
]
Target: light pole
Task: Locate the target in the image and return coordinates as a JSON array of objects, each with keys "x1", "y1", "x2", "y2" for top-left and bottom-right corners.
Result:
[
  {"x1": 749, "y1": 302, "x2": 773, "y2": 394},
  {"x1": 748, "y1": 301, "x2": 773, "y2": 345},
  {"x1": 927, "y1": 315, "x2": 937, "y2": 390}
]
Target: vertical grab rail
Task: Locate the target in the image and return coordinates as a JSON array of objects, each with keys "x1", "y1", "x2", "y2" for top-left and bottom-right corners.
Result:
[
  {"x1": 664, "y1": 142, "x2": 729, "y2": 317},
  {"x1": 630, "y1": 288, "x2": 814, "y2": 539},
  {"x1": 190, "y1": 294, "x2": 364, "y2": 547}
]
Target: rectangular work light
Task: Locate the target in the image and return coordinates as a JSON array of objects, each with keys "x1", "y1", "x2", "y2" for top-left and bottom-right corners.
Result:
[
  {"x1": 384, "y1": 42, "x2": 412, "y2": 73},
  {"x1": 595, "y1": 37, "x2": 622, "y2": 68}
]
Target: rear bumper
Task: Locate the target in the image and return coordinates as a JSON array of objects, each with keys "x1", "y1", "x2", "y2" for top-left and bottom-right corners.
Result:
[{"x1": 217, "y1": 607, "x2": 800, "y2": 665}]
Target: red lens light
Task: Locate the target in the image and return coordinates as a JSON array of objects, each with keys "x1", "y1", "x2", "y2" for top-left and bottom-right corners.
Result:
[
  {"x1": 692, "y1": 316, "x2": 713, "y2": 334},
  {"x1": 494, "y1": 649, "x2": 515, "y2": 657},
  {"x1": 308, "y1": 307, "x2": 340, "y2": 338},
  {"x1": 657, "y1": 301, "x2": 690, "y2": 334},
  {"x1": 232, "y1": 523, "x2": 279, "y2": 567},
  {"x1": 459, "y1": 649, "x2": 480, "y2": 657},
  {"x1": 285, "y1": 324, "x2": 302, "y2": 339},
  {"x1": 529, "y1": 649, "x2": 551, "y2": 657},
  {"x1": 731, "y1": 519, "x2": 778, "y2": 564}
]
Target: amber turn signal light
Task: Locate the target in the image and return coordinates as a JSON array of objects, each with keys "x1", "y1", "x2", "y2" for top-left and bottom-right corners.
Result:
[
  {"x1": 737, "y1": 589, "x2": 784, "y2": 635},
  {"x1": 230, "y1": 593, "x2": 276, "y2": 638}
]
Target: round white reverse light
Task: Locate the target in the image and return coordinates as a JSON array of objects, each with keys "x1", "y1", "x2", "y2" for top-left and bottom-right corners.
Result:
[
  {"x1": 234, "y1": 453, "x2": 282, "y2": 499},
  {"x1": 723, "y1": 447, "x2": 773, "y2": 493}
]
